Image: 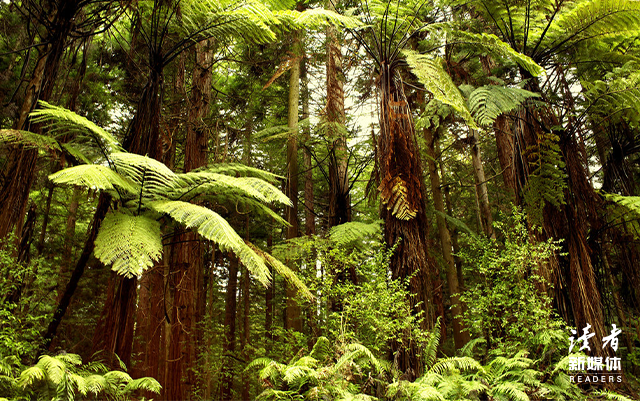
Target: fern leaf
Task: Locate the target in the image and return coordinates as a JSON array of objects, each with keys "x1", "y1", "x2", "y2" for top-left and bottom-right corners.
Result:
[
  {"x1": 179, "y1": 171, "x2": 291, "y2": 206},
  {"x1": 328, "y1": 221, "x2": 381, "y2": 246},
  {"x1": 94, "y1": 211, "x2": 163, "y2": 277},
  {"x1": 309, "y1": 337, "x2": 332, "y2": 361},
  {"x1": 450, "y1": 31, "x2": 544, "y2": 77},
  {"x1": 380, "y1": 176, "x2": 418, "y2": 220},
  {"x1": 541, "y1": 0, "x2": 640, "y2": 51},
  {"x1": 468, "y1": 86, "x2": 540, "y2": 126},
  {"x1": 404, "y1": 50, "x2": 478, "y2": 129},
  {"x1": 49, "y1": 165, "x2": 138, "y2": 195},
  {"x1": 491, "y1": 382, "x2": 528, "y2": 401},
  {"x1": 30, "y1": 100, "x2": 121, "y2": 151},
  {"x1": 149, "y1": 200, "x2": 272, "y2": 285},
  {"x1": 110, "y1": 152, "x2": 178, "y2": 197},
  {"x1": 429, "y1": 357, "x2": 483, "y2": 375},
  {"x1": 201, "y1": 162, "x2": 283, "y2": 183},
  {"x1": 0, "y1": 129, "x2": 62, "y2": 153},
  {"x1": 123, "y1": 376, "x2": 162, "y2": 394},
  {"x1": 249, "y1": 243, "x2": 313, "y2": 299},
  {"x1": 592, "y1": 389, "x2": 635, "y2": 401}
]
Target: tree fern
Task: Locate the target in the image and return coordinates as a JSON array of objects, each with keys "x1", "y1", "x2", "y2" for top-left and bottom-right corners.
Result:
[
  {"x1": 522, "y1": 132, "x2": 567, "y2": 222},
  {"x1": 93, "y1": 211, "x2": 163, "y2": 278},
  {"x1": 468, "y1": 86, "x2": 540, "y2": 127}
]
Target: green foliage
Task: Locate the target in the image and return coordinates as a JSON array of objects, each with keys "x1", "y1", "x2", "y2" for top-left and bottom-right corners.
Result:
[
  {"x1": 522, "y1": 132, "x2": 567, "y2": 223},
  {"x1": 0, "y1": 353, "x2": 161, "y2": 401},
  {"x1": 93, "y1": 212, "x2": 162, "y2": 277},
  {"x1": 44, "y1": 106, "x2": 307, "y2": 295},
  {"x1": 448, "y1": 31, "x2": 544, "y2": 77},
  {"x1": 404, "y1": 50, "x2": 478, "y2": 129},
  {"x1": 328, "y1": 221, "x2": 382, "y2": 248},
  {"x1": 468, "y1": 86, "x2": 540, "y2": 127},
  {"x1": 249, "y1": 337, "x2": 385, "y2": 400},
  {"x1": 459, "y1": 208, "x2": 564, "y2": 348}
]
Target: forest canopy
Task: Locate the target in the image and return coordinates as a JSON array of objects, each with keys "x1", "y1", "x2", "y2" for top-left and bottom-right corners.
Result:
[{"x1": 0, "y1": 0, "x2": 639, "y2": 400}]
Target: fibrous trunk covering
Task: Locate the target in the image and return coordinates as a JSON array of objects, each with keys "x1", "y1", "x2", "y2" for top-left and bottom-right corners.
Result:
[
  {"x1": 377, "y1": 65, "x2": 441, "y2": 379},
  {"x1": 495, "y1": 74, "x2": 606, "y2": 351}
]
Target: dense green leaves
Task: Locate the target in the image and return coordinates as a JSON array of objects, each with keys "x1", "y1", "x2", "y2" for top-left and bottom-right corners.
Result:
[{"x1": 93, "y1": 212, "x2": 163, "y2": 278}]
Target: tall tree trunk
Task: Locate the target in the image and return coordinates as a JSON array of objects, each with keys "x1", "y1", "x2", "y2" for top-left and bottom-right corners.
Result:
[
  {"x1": 326, "y1": 0, "x2": 351, "y2": 228},
  {"x1": 93, "y1": 49, "x2": 166, "y2": 370},
  {"x1": 162, "y1": 38, "x2": 212, "y2": 401},
  {"x1": 469, "y1": 130, "x2": 495, "y2": 239},
  {"x1": 301, "y1": 53, "x2": 315, "y2": 237},
  {"x1": 0, "y1": 0, "x2": 80, "y2": 244},
  {"x1": 285, "y1": 32, "x2": 302, "y2": 333},
  {"x1": 495, "y1": 71, "x2": 607, "y2": 350},
  {"x1": 221, "y1": 254, "x2": 239, "y2": 401},
  {"x1": 43, "y1": 193, "x2": 111, "y2": 351},
  {"x1": 424, "y1": 126, "x2": 468, "y2": 350},
  {"x1": 377, "y1": 67, "x2": 442, "y2": 380}
]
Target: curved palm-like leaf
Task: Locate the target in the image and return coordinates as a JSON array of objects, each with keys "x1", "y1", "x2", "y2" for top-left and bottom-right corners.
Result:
[
  {"x1": 404, "y1": 50, "x2": 478, "y2": 129},
  {"x1": 450, "y1": 31, "x2": 545, "y2": 77},
  {"x1": 49, "y1": 164, "x2": 138, "y2": 195},
  {"x1": 94, "y1": 211, "x2": 163, "y2": 277},
  {"x1": 179, "y1": 171, "x2": 291, "y2": 205},
  {"x1": 30, "y1": 100, "x2": 121, "y2": 152},
  {"x1": 468, "y1": 86, "x2": 540, "y2": 126},
  {"x1": 539, "y1": 0, "x2": 640, "y2": 55},
  {"x1": 0, "y1": 129, "x2": 62, "y2": 153},
  {"x1": 149, "y1": 200, "x2": 272, "y2": 285},
  {"x1": 110, "y1": 152, "x2": 178, "y2": 197},
  {"x1": 248, "y1": 243, "x2": 313, "y2": 299}
]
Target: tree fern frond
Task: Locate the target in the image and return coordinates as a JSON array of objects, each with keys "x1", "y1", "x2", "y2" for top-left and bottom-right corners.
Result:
[
  {"x1": 424, "y1": 318, "x2": 442, "y2": 368},
  {"x1": 49, "y1": 165, "x2": 138, "y2": 195},
  {"x1": 593, "y1": 389, "x2": 635, "y2": 401},
  {"x1": 94, "y1": 211, "x2": 163, "y2": 278},
  {"x1": 449, "y1": 31, "x2": 544, "y2": 77},
  {"x1": 179, "y1": 172, "x2": 291, "y2": 205},
  {"x1": 61, "y1": 143, "x2": 93, "y2": 164},
  {"x1": 429, "y1": 357, "x2": 483, "y2": 375},
  {"x1": 149, "y1": 200, "x2": 272, "y2": 285},
  {"x1": 110, "y1": 152, "x2": 178, "y2": 197},
  {"x1": 404, "y1": 50, "x2": 478, "y2": 129},
  {"x1": 329, "y1": 221, "x2": 382, "y2": 247},
  {"x1": 491, "y1": 382, "x2": 528, "y2": 401},
  {"x1": 540, "y1": 0, "x2": 640, "y2": 52},
  {"x1": 274, "y1": 8, "x2": 360, "y2": 31},
  {"x1": 380, "y1": 175, "x2": 418, "y2": 220},
  {"x1": 30, "y1": 101, "x2": 121, "y2": 151},
  {"x1": 468, "y1": 86, "x2": 539, "y2": 126},
  {"x1": 249, "y1": 243, "x2": 313, "y2": 299},
  {"x1": 201, "y1": 162, "x2": 283, "y2": 183},
  {"x1": 334, "y1": 343, "x2": 384, "y2": 373},
  {"x1": 459, "y1": 337, "x2": 486, "y2": 357},
  {"x1": 17, "y1": 366, "x2": 45, "y2": 389},
  {"x1": 309, "y1": 337, "x2": 332, "y2": 361},
  {"x1": 181, "y1": 0, "x2": 279, "y2": 44},
  {"x1": 123, "y1": 376, "x2": 162, "y2": 394},
  {"x1": 0, "y1": 129, "x2": 62, "y2": 153}
]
